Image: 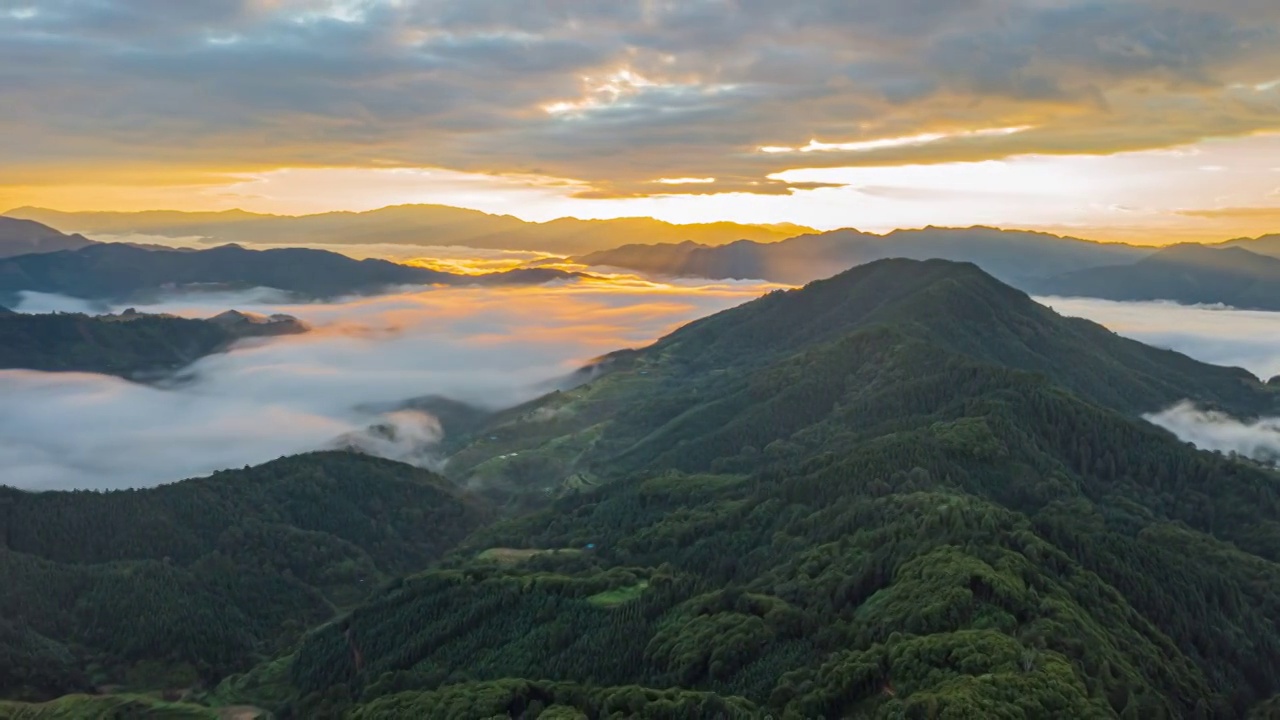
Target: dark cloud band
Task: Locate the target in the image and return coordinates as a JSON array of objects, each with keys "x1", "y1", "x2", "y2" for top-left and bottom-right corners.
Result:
[{"x1": 2, "y1": 0, "x2": 1278, "y2": 195}]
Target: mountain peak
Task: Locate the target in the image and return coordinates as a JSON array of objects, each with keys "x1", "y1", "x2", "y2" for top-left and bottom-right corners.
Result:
[
  {"x1": 0, "y1": 216, "x2": 97, "y2": 259},
  {"x1": 656, "y1": 257, "x2": 1265, "y2": 415}
]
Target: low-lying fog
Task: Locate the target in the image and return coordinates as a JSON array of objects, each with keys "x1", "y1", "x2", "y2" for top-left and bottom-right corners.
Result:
[
  {"x1": 3, "y1": 277, "x2": 777, "y2": 490},
  {"x1": 6, "y1": 287, "x2": 1280, "y2": 491},
  {"x1": 1041, "y1": 295, "x2": 1280, "y2": 463}
]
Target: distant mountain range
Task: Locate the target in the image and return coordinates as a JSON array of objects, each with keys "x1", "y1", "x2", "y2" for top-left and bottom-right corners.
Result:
[
  {"x1": 3, "y1": 205, "x2": 814, "y2": 254},
  {"x1": 580, "y1": 227, "x2": 1280, "y2": 311},
  {"x1": 11, "y1": 208, "x2": 1280, "y2": 311},
  {"x1": 1031, "y1": 243, "x2": 1280, "y2": 308},
  {"x1": 0, "y1": 241, "x2": 584, "y2": 306},
  {"x1": 1222, "y1": 233, "x2": 1280, "y2": 256},
  {"x1": 0, "y1": 216, "x2": 96, "y2": 258},
  {"x1": 577, "y1": 226, "x2": 1152, "y2": 286}
]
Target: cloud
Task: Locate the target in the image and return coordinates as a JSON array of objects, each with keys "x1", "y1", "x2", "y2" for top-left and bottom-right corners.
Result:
[
  {"x1": 1145, "y1": 401, "x2": 1280, "y2": 464},
  {"x1": 1037, "y1": 295, "x2": 1280, "y2": 464},
  {"x1": 1037, "y1": 295, "x2": 1280, "y2": 379},
  {"x1": 7, "y1": 284, "x2": 1280, "y2": 490},
  {"x1": 2, "y1": 1, "x2": 1279, "y2": 198},
  {"x1": 1178, "y1": 206, "x2": 1280, "y2": 221},
  {"x1": 2, "y1": 278, "x2": 775, "y2": 491}
]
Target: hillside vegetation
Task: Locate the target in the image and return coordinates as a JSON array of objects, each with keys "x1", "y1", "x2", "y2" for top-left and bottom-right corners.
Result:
[
  {"x1": 0, "y1": 452, "x2": 487, "y2": 700},
  {"x1": 188, "y1": 260, "x2": 1280, "y2": 719},
  {"x1": 8, "y1": 260, "x2": 1280, "y2": 718},
  {"x1": 0, "y1": 312, "x2": 251, "y2": 377}
]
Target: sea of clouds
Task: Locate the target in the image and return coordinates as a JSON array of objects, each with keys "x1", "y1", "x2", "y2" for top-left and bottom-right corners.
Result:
[
  {"x1": 7, "y1": 287, "x2": 1280, "y2": 491},
  {"x1": 1040, "y1": 296, "x2": 1280, "y2": 463},
  {"x1": 3, "y1": 277, "x2": 776, "y2": 490}
]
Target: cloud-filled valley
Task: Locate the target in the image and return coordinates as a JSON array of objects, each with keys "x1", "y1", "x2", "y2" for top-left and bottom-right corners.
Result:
[
  {"x1": 2, "y1": 278, "x2": 776, "y2": 490},
  {"x1": 6, "y1": 283, "x2": 1280, "y2": 491},
  {"x1": 1038, "y1": 295, "x2": 1280, "y2": 381},
  {"x1": 1043, "y1": 295, "x2": 1280, "y2": 462}
]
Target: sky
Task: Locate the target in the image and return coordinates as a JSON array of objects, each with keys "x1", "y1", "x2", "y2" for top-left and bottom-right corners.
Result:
[{"x1": 2, "y1": 0, "x2": 1280, "y2": 241}]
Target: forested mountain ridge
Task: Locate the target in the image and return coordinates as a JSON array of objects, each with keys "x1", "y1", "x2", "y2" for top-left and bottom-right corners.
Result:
[
  {"x1": 647, "y1": 258, "x2": 1269, "y2": 414},
  {"x1": 442, "y1": 259, "x2": 1273, "y2": 501},
  {"x1": 188, "y1": 259, "x2": 1280, "y2": 719},
  {"x1": 0, "y1": 452, "x2": 488, "y2": 702},
  {"x1": 0, "y1": 310, "x2": 303, "y2": 378},
  {"x1": 12, "y1": 260, "x2": 1280, "y2": 718},
  {"x1": 1033, "y1": 244, "x2": 1280, "y2": 310},
  {"x1": 0, "y1": 242, "x2": 585, "y2": 306}
]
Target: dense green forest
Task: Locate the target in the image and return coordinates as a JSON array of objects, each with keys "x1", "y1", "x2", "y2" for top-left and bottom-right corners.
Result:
[
  {"x1": 0, "y1": 312, "x2": 247, "y2": 377},
  {"x1": 0, "y1": 453, "x2": 487, "y2": 702},
  {"x1": 8, "y1": 259, "x2": 1280, "y2": 718}
]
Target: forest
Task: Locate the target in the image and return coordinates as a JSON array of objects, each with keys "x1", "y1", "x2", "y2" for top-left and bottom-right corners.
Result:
[
  {"x1": 0, "y1": 312, "x2": 241, "y2": 378},
  {"x1": 0, "y1": 452, "x2": 486, "y2": 702},
  {"x1": 5, "y1": 259, "x2": 1280, "y2": 718}
]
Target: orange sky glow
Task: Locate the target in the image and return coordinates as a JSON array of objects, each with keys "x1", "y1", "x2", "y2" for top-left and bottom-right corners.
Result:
[{"x1": 3, "y1": 1, "x2": 1279, "y2": 245}]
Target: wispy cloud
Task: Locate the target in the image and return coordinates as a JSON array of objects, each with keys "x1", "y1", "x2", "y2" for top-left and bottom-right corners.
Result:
[{"x1": 1145, "y1": 402, "x2": 1280, "y2": 464}]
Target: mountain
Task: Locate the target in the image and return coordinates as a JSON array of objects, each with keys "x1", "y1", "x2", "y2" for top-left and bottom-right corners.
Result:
[
  {"x1": 576, "y1": 226, "x2": 1151, "y2": 286},
  {"x1": 3, "y1": 206, "x2": 815, "y2": 255},
  {"x1": 0, "y1": 217, "x2": 95, "y2": 259},
  {"x1": 1034, "y1": 244, "x2": 1280, "y2": 310},
  {"x1": 15, "y1": 260, "x2": 1280, "y2": 718},
  {"x1": 0, "y1": 309, "x2": 304, "y2": 378},
  {"x1": 207, "y1": 309, "x2": 308, "y2": 336},
  {"x1": 0, "y1": 452, "x2": 488, "y2": 700},
  {"x1": 1221, "y1": 232, "x2": 1280, "y2": 258},
  {"x1": 193, "y1": 260, "x2": 1280, "y2": 719},
  {"x1": 0, "y1": 242, "x2": 583, "y2": 306}
]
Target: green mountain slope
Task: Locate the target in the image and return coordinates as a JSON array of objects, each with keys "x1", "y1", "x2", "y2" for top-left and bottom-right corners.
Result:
[
  {"x1": 0, "y1": 452, "x2": 488, "y2": 700},
  {"x1": 1034, "y1": 244, "x2": 1280, "y2": 310},
  {"x1": 15, "y1": 259, "x2": 1280, "y2": 719},
  {"x1": 442, "y1": 259, "x2": 1271, "y2": 501},
  {"x1": 0, "y1": 310, "x2": 297, "y2": 378},
  {"x1": 192, "y1": 260, "x2": 1280, "y2": 719},
  {"x1": 0, "y1": 694, "x2": 221, "y2": 719}
]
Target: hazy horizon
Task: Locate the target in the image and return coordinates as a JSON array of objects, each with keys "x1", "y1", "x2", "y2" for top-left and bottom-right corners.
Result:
[{"x1": 5, "y1": 202, "x2": 1273, "y2": 249}]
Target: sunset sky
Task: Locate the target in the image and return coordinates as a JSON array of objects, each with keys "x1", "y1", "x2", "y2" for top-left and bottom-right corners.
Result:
[{"x1": 3, "y1": 0, "x2": 1280, "y2": 243}]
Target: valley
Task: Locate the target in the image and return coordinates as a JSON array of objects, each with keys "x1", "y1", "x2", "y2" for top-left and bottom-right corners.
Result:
[{"x1": 5, "y1": 258, "x2": 1280, "y2": 718}]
